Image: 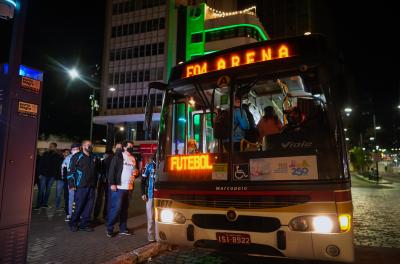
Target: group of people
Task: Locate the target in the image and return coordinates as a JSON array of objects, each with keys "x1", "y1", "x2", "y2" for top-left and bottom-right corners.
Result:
[
  {"x1": 35, "y1": 140, "x2": 156, "y2": 241},
  {"x1": 214, "y1": 97, "x2": 284, "y2": 151}
]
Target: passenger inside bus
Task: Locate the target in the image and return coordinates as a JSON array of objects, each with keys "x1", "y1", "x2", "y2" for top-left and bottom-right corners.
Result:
[
  {"x1": 231, "y1": 97, "x2": 250, "y2": 151},
  {"x1": 257, "y1": 106, "x2": 283, "y2": 142}
]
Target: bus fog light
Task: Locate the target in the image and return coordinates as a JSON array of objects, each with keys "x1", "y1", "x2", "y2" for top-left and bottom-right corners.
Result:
[
  {"x1": 313, "y1": 216, "x2": 333, "y2": 233},
  {"x1": 338, "y1": 214, "x2": 351, "y2": 232},
  {"x1": 160, "y1": 209, "x2": 174, "y2": 223},
  {"x1": 326, "y1": 245, "x2": 340, "y2": 257},
  {"x1": 288, "y1": 216, "x2": 310, "y2": 231}
]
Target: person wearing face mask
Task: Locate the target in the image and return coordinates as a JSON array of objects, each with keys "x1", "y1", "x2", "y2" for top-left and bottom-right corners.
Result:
[
  {"x1": 61, "y1": 143, "x2": 81, "y2": 222},
  {"x1": 106, "y1": 140, "x2": 138, "y2": 237},
  {"x1": 68, "y1": 140, "x2": 98, "y2": 232}
]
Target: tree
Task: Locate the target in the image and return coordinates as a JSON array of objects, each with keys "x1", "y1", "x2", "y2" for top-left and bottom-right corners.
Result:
[{"x1": 349, "y1": 147, "x2": 372, "y2": 173}]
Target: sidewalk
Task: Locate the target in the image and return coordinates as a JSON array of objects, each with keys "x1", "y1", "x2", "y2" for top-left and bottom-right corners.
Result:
[
  {"x1": 28, "y1": 179, "x2": 149, "y2": 264},
  {"x1": 28, "y1": 212, "x2": 150, "y2": 264}
]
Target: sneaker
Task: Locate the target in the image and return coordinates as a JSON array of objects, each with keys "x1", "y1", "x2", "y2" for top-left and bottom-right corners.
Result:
[
  {"x1": 148, "y1": 238, "x2": 156, "y2": 242},
  {"x1": 119, "y1": 230, "x2": 132, "y2": 236},
  {"x1": 106, "y1": 231, "x2": 114, "y2": 238},
  {"x1": 65, "y1": 215, "x2": 71, "y2": 222},
  {"x1": 79, "y1": 227, "x2": 94, "y2": 232}
]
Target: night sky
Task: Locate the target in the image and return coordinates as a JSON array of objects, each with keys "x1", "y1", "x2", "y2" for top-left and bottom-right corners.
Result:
[{"x1": 2, "y1": 0, "x2": 399, "y2": 148}]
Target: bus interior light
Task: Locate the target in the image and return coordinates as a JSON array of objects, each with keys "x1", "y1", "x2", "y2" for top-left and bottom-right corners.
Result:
[
  {"x1": 338, "y1": 214, "x2": 351, "y2": 232},
  {"x1": 313, "y1": 216, "x2": 334, "y2": 233}
]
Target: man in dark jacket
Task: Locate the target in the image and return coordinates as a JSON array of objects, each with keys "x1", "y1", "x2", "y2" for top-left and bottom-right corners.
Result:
[
  {"x1": 93, "y1": 150, "x2": 114, "y2": 222},
  {"x1": 35, "y1": 142, "x2": 63, "y2": 209},
  {"x1": 106, "y1": 141, "x2": 138, "y2": 237},
  {"x1": 68, "y1": 140, "x2": 98, "y2": 232}
]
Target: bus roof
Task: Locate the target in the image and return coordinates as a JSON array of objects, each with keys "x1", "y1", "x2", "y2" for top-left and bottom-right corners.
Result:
[{"x1": 169, "y1": 34, "x2": 327, "y2": 84}]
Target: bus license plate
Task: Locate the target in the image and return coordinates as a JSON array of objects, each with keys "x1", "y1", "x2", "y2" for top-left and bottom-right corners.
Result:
[{"x1": 216, "y1": 232, "x2": 251, "y2": 245}]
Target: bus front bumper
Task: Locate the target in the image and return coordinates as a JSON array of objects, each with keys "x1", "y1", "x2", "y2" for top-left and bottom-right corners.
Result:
[{"x1": 156, "y1": 220, "x2": 354, "y2": 262}]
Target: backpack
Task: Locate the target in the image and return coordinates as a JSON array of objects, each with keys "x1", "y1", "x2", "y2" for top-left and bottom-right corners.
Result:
[{"x1": 213, "y1": 110, "x2": 231, "y2": 139}]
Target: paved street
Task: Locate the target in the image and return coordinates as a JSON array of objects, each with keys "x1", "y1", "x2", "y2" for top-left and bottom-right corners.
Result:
[
  {"x1": 27, "y1": 179, "x2": 148, "y2": 264},
  {"x1": 150, "y1": 174, "x2": 400, "y2": 263}
]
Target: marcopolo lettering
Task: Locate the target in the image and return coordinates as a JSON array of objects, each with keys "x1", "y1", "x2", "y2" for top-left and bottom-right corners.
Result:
[{"x1": 216, "y1": 186, "x2": 248, "y2": 191}]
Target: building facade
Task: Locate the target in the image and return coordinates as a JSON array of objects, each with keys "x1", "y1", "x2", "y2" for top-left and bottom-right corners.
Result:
[{"x1": 95, "y1": 0, "x2": 267, "y2": 148}]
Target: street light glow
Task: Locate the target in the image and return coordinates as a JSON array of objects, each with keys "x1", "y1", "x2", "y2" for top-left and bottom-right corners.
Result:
[
  {"x1": 398, "y1": 105, "x2": 400, "y2": 109},
  {"x1": 68, "y1": 68, "x2": 79, "y2": 79},
  {"x1": 345, "y1": 137, "x2": 349, "y2": 141},
  {"x1": 375, "y1": 126, "x2": 381, "y2": 130},
  {"x1": 346, "y1": 113, "x2": 350, "y2": 117},
  {"x1": 344, "y1": 107, "x2": 352, "y2": 113},
  {"x1": 344, "y1": 128, "x2": 348, "y2": 132},
  {"x1": 304, "y1": 32, "x2": 312, "y2": 35},
  {"x1": 109, "y1": 87, "x2": 116, "y2": 92},
  {"x1": 119, "y1": 127, "x2": 124, "y2": 131},
  {"x1": 369, "y1": 137, "x2": 375, "y2": 141}
]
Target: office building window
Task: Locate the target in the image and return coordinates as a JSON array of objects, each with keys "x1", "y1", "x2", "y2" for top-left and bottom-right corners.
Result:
[
  {"x1": 129, "y1": 23, "x2": 134, "y2": 35},
  {"x1": 126, "y1": 71, "x2": 132, "y2": 83},
  {"x1": 114, "y1": 74, "x2": 119, "y2": 84},
  {"x1": 134, "y1": 22, "x2": 140, "y2": 34},
  {"x1": 136, "y1": 95, "x2": 143, "y2": 107},
  {"x1": 139, "y1": 45, "x2": 145, "y2": 57},
  {"x1": 133, "y1": 46, "x2": 139, "y2": 58},
  {"x1": 115, "y1": 49, "x2": 121, "y2": 60},
  {"x1": 151, "y1": 43, "x2": 158, "y2": 55},
  {"x1": 157, "y1": 67, "x2": 163, "y2": 80},
  {"x1": 117, "y1": 25, "x2": 122, "y2": 37},
  {"x1": 111, "y1": 27, "x2": 116, "y2": 38},
  {"x1": 121, "y1": 48, "x2": 127, "y2": 60},
  {"x1": 158, "y1": 42, "x2": 164, "y2": 54},
  {"x1": 110, "y1": 50, "x2": 115, "y2": 61},
  {"x1": 205, "y1": 26, "x2": 263, "y2": 43},
  {"x1": 131, "y1": 96, "x2": 137, "y2": 107},
  {"x1": 112, "y1": 4, "x2": 118, "y2": 15},
  {"x1": 147, "y1": 20, "x2": 153, "y2": 32},
  {"x1": 109, "y1": 73, "x2": 113, "y2": 84},
  {"x1": 150, "y1": 68, "x2": 156, "y2": 80},
  {"x1": 140, "y1": 21, "x2": 146, "y2": 33},
  {"x1": 118, "y1": 3, "x2": 124, "y2": 14},
  {"x1": 119, "y1": 97, "x2": 124, "y2": 108},
  {"x1": 124, "y1": 96, "x2": 130, "y2": 108},
  {"x1": 132, "y1": 71, "x2": 137, "y2": 82},
  {"x1": 144, "y1": 69, "x2": 150, "y2": 81},
  {"x1": 138, "y1": 71, "x2": 144, "y2": 82},
  {"x1": 159, "y1": 17, "x2": 165, "y2": 29},
  {"x1": 146, "y1": 44, "x2": 151, "y2": 56},
  {"x1": 112, "y1": 97, "x2": 118, "y2": 108},
  {"x1": 120, "y1": 72, "x2": 126, "y2": 84},
  {"x1": 156, "y1": 93, "x2": 163, "y2": 106},
  {"x1": 123, "y1": 24, "x2": 128, "y2": 36},
  {"x1": 107, "y1": 98, "x2": 112, "y2": 109},
  {"x1": 127, "y1": 47, "x2": 133, "y2": 59}
]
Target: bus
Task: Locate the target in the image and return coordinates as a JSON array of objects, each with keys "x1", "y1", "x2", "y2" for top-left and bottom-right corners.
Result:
[{"x1": 147, "y1": 34, "x2": 354, "y2": 262}]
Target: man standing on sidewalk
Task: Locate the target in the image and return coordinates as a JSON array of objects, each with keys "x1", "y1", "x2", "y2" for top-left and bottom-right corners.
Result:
[
  {"x1": 68, "y1": 140, "x2": 97, "y2": 232},
  {"x1": 36, "y1": 142, "x2": 63, "y2": 209},
  {"x1": 61, "y1": 143, "x2": 81, "y2": 221},
  {"x1": 106, "y1": 141, "x2": 138, "y2": 237},
  {"x1": 141, "y1": 155, "x2": 156, "y2": 241}
]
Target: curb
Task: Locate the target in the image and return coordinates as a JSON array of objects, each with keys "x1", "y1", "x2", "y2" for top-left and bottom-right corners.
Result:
[
  {"x1": 103, "y1": 242, "x2": 170, "y2": 264},
  {"x1": 352, "y1": 173, "x2": 392, "y2": 185}
]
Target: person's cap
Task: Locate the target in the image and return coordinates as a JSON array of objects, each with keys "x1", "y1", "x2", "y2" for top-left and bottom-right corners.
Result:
[{"x1": 71, "y1": 143, "x2": 81, "y2": 149}]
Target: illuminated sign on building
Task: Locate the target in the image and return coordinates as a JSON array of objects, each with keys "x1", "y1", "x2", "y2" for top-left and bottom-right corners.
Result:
[
  {"x1": 169, "y1": 154, "x2": 213, "y2": 171},
  {"x1": 184, "y1": 43, "x2": 291, "y2": 78}
]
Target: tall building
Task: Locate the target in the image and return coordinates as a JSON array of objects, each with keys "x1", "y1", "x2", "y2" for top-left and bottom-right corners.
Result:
[{"x1": 95, "y1": 0, "x2": 267, "y2": 148}]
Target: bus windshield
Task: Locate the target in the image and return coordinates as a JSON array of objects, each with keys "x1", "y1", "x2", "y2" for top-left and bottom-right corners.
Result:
[{"x1": 157, "y1": 68, "x2": 347, "y2": 183}]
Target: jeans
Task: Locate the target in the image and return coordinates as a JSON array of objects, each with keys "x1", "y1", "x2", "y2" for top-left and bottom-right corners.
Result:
[
  {"x1": 55, "y1": 180, "x2": 64, "y2": 209},
  {"x1": 69, "y1": 187, "x2": 95, "y2": 229},
  {"x1": 68, "y1": 188, "x2": 75, "y2": 216},
  {"x1": 63, "y1": 181, "x2": 69, "y2": 215},
  {"x1": 146, "y1": 198, "x2": 155, "y2": 241},
  {"x1": 36, "y1": 175, "x2": 55, "y2": 207},
  {"x1": 106, "y1": 189, "x2": 130, "y2": 233}
]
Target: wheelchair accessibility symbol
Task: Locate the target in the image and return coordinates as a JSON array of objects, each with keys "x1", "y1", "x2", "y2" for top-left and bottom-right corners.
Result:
[{"x1": 233, "y1": 164, "x2": 249, "y2": 180}]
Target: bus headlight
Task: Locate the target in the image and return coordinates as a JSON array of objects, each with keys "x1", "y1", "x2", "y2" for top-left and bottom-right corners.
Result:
[
  {"x1": 160, "y1": 209, "x2": 174, "y2": 223},
  {"x1": 159, "y1": 209, "x2": 186, "y2": 224},
  {"x1": 313, "y1": 216, "x2": 334, "y2": 233},
  {"x1": 338, "y1": 214, "x2": 351, "y2": 232}
]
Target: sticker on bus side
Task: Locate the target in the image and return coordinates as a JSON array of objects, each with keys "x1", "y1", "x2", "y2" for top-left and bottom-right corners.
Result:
[
  {"x1": 249, "y1": 155, "x2": 318, "y2": 181},
  {"x1": 212, "y1": 163, "x2": 228, "y2": 180}
]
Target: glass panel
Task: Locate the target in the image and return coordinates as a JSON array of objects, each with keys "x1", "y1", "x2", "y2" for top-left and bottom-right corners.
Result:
[{"x1": 171, "y1": 103, "x2": 186, "y2": 155}]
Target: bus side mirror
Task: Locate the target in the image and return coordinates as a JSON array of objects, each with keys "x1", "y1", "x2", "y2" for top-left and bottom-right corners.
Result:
[{"x1": 144, "y1": 82, "x2": 168, "y2": 140}]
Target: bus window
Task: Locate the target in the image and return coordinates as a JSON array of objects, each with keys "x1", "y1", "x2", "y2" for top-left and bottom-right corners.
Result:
[{"x1": 171, "y1": 103, "x2": 186, "y2": 155}]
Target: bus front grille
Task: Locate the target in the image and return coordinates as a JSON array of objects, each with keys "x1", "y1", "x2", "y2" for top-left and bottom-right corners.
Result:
[
  {"x1": 170, "y1": 195, "x2": 310, "y2": 209},
  {"x1": 192, "y1": 214, "x2": 281, "y2": 233}
]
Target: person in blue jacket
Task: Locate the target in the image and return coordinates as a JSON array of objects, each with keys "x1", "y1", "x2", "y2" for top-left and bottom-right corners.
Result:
[
  {"x1": 232, "y1": 97, "x2": 250, "y2": 151},
  {"x1": 141, "y1": 155, "x2": 156, "y2": 241}
]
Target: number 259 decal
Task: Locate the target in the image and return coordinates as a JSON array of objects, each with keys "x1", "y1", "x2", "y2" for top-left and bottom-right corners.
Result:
[{"x1": 291, "y1": 167, "x2": 309, "y2": 176}]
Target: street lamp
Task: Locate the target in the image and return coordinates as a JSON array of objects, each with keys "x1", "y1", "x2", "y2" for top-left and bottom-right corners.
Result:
[
  {"x1": 369, "y1": 137, "x2": 375, "y2": 141},
  {"x1": 67, "y1": 67, "x2": 99, "y2": 142},
  {"x1": 68, "y1": 68, "x2": 80, "y2": 79},
  {"x1": 344, "y1": 107, "x2": 352, "y2": 113},
  {"x1": 375, "y1": 126, "x2": 381, "y2": 130},
  {"x1": 109, "y1": 87, "x2": 116, "y2": 92}
]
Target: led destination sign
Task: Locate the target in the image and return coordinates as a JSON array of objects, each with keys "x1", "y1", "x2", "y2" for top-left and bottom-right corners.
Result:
[
  {"x1": 184, "y1": 43, "x2": 291, "y2": 78},
  {"x1": 169, "y1": 154, "x2": 213, "y2": 171}
]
